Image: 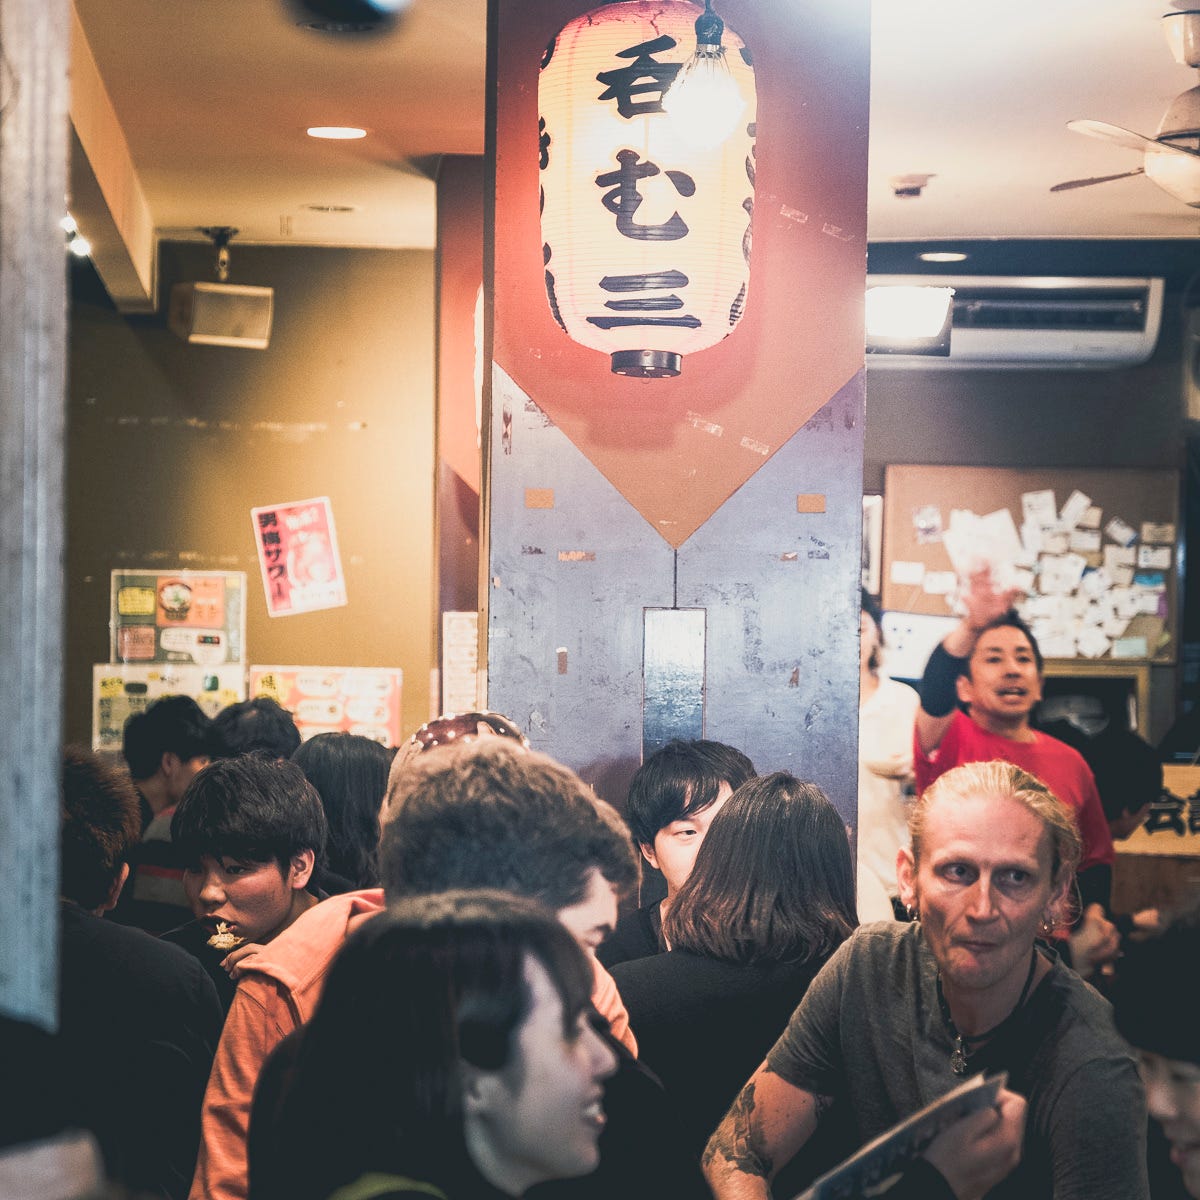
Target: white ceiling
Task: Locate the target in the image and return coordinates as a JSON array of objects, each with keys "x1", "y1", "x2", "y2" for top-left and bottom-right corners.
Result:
[{"x1": 71, "y1": 0, "x2": 1200, "y2": 260}]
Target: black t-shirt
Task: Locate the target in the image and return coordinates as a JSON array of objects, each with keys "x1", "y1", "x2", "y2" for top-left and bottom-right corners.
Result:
[
  {"x1": 596, "y1": 901, "x2": 663, "y2": 968},
  {"x1": 57, "y1": 900, "x2": 224, "y2": 1199}
]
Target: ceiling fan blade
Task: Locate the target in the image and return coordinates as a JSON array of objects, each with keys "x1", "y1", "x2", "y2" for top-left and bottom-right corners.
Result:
[
  {"x1": 1050, "y1": 168, "x2": 1145, "y2": 192},
  {"x1": 1067, "y1": 119, "x2": 1160, "y2": 152}
]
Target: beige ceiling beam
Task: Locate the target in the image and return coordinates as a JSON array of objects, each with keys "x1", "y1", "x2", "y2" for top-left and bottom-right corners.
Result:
[{"x1": 68, "y1": 0, "x2": 155, "y2": 311}]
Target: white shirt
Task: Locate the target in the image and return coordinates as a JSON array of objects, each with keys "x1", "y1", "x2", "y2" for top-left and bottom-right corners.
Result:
[{"x1": 856, "y1": 676, "x2": 920, "y2": 924}]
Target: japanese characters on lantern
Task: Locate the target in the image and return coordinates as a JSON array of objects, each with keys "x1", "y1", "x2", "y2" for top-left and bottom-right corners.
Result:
[{"x1": 539, "y1": 1, "x2": 756, "y2": 378}]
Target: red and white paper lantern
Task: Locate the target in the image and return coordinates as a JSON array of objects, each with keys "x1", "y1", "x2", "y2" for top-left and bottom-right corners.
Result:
[{"x1": 539, "y1": 0, "x2": 757, "y2": 378}]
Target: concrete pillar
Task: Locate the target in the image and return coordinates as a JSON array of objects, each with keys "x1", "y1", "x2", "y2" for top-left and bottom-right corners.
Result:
[{"x1": 0, "y1": 0, "x2": 69, "y2": 1027}]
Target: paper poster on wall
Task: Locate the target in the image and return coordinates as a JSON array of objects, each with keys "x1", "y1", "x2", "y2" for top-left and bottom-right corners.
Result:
[
  {"x1": 93, "y1": 663, "x2": 246, "y2": 752},
  {"x1": 862, "y1": 495, "x2": 883, "y2": 595},
  {"x1": 249, "y1": 665, "x2": 402, "y2": 746},
  {"x1": 110, "y1": 570, "x2": 246, "y2": 665},
  {"x1": 879, "y1": 611, "x2": 959, "y2": 682},
  {"x1": 251, "y1": 497, "x2": 347, "y2": 617},
  {"x1": 441, "y1": 612, "x2": 481, "y2": 716}
]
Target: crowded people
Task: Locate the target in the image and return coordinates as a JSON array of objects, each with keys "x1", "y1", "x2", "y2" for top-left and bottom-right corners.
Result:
[
  {"x1": 913, "y1": 567, "x2": 1121, "y2": 977},
  {"x1": 599, "y1": 738, "x2": 755, "y2": 967},
  {"x1": 251, "y1": 891, "x2": 616, "y2": 1200},
  {"x1": 213, "y1": 697, "x2": 302, "y2": 760},
  {"x1": 610, "y1": 772, "x2": 857, "y2": 1186},
  {"x1": 292, "y1": 731, "x2": 394, "y2": 889},
  {"x1": 162, "y1": 754, "x2": 329, "y2": 1011},
  {"x1": 27, "y1": 658, "x2": 1189, "y2": 1200},
  {"x1": 913, "y1": 568, "x2": 1115, "y2": 903},
  {"x1": 58, "y1": 745, "x2": 223, "y2": 1199},
  {"x1": 112, "y1": 694, "x2": 216, "y2": 934},
  {"x1": 190, "y1": 736, "x2": 674, "y2": 1200}
]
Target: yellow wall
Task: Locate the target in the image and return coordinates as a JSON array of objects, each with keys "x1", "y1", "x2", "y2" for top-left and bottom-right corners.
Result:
[{"x1": 65, "y1": 242, "x2": 436, "y2": 745}]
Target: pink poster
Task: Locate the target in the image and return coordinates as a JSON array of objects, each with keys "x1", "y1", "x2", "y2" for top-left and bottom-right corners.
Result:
[{"x1": 251, "y1": 496, "x2": 347, "y2": 617}]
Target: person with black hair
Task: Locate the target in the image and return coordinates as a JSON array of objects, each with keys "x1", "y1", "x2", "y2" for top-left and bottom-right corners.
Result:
[
  {"x1": 213, "y1": 696, "x2": 301, "y2": 760},
  {"x1": 253, "y1": 892, "x2": 616, "y2": 1200},
  {"x1": 598, "y1": 738, "x2": 755, "y2": 967},
  {"x1": 1078, "y1": 727, "x2": 1162, "y2": 842},
  {"x1": 1112, "y1": 900, "x2": 1200, "y2": 1199},
  {"x1": 292, "y1": 732, "x2": 393, "y2": 888},
  {"x1": 123, "y1": 694, "x2": 216, "y2": 824},
  {"x1": 194, "y1": 739, "x2": 691, "y2": 1200},
  {"x1": 113, "y1": 695, "x2": 216, "y2": 933},
  {"x1": 610, "y1": 773, "x2": 858, "y2": 1182},
  {"x1": 163, "y1": 754, "x2": 329, "y2": 1010},
  {"x1": 57, "y1": 745, "x2": 223, "y2": 1199}
]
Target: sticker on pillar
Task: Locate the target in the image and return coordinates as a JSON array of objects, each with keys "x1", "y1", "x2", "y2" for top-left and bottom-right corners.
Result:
[
  {"x1": 251, "y1": 496, "x2": 347, "y2": 617},
  {"x1": 539, "y1": 0, "x2": 756, "y2": 378}
]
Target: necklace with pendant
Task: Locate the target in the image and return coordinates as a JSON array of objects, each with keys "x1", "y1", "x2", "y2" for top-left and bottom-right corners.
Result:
[{"x1": 936, "y1": 947, "x2": 1038, "y2": 1076}]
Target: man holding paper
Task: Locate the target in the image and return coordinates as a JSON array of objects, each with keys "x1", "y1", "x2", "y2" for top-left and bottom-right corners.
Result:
[{"x1": 702, "y1": 762, "x2": 1147, "y2": 1200}]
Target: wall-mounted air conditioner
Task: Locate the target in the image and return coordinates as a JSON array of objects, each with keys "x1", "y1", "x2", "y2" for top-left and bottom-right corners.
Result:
[{"x1": 865, "y1": 275, "x2": 1164, "y2": 370}]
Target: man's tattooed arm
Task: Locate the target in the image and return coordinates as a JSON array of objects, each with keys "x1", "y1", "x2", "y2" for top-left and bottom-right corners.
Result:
[
  {"x1": 702, "y1": 1065, "x2": 830, "y2": 1200},
  {"x1": 702, "y1": 1079, "x2": 774, "y2": 1180}
]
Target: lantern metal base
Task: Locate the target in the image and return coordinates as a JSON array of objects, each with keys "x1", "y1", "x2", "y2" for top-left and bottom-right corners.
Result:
[{"x1": 611, "y1": 350, "x2": 681, "y2": 378}]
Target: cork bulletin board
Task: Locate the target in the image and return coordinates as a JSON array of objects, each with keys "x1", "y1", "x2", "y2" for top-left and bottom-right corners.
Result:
[{"x1": 882, "y1": 465, "x2": 1180, "y2": 664}]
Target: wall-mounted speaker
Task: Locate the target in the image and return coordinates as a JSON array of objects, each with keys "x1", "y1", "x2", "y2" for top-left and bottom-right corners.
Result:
[{"x1": 168, "y1": 282, "x2": 274, "y2": 349}]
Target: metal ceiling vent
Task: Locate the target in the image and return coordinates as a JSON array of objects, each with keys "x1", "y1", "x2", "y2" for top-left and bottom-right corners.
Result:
[{"x1": 865, "y1": 276, "x2": 1164, "y2": 370}]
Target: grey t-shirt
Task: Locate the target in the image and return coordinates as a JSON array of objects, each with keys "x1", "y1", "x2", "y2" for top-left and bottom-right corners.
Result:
[{"x1": 766, "y1": 923, "x2": 1147, "y2": 1200}]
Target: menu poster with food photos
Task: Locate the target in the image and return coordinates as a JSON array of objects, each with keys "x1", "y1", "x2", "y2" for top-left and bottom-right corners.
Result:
[
  {"x1": 110, "y1": 570, "x2": 246, "y2": 665},
  {"x1": 249, "y1": 665, "x2": 402, "y2": 746},
  {"x1": 251, "y1": 496, "x2": 347, "y2": 617},
  {"x1": 92, "y1": 663, "x2": 246, "y2": 752}
]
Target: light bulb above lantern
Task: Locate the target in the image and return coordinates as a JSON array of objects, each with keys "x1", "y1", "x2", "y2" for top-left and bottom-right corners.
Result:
[{"x1": 662, "y1": 0, "x2": 747, "y2": 150}]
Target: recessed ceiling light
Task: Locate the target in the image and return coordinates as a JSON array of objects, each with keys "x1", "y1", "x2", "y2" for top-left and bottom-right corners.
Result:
[
  {"x1": 306, "y1": 126, "x2": 367, "y2": 140},
  {"x1": 298, "y1": 20, "x2": 379, "y2": 33},
  {"x1": 919, "y1": 251, "x2": 968, "y2": 263}
]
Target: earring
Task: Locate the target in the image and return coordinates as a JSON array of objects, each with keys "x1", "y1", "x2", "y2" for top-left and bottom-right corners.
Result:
[
  {"x1": 1039, "y1": 913, "x2": 1055, "y2": 936},
  {"x1": 906, "y1": 904, "x2": 919, "y2": 922}
]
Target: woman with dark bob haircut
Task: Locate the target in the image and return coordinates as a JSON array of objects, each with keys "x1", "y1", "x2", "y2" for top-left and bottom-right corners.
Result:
[
  {"x1": 251, "y1": 890, "x2": 615, "y2": 1200},
  {"x1": 609, "y1": 773, "x2": 857, "y2": 1168},
  {"x1": 291, "y1": 732, "x2": 394, "y2": 889}
]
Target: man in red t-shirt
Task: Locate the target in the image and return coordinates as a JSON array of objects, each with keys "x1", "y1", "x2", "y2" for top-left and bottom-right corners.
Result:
[{"x1": 914, "y1": 568, "x2": 1119, "y2": 973}]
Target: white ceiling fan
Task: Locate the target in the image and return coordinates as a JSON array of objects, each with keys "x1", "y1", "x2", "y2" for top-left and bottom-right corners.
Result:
[{"x1": 1054, "y1": 8, "x2": 1200, "y2": 206}]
